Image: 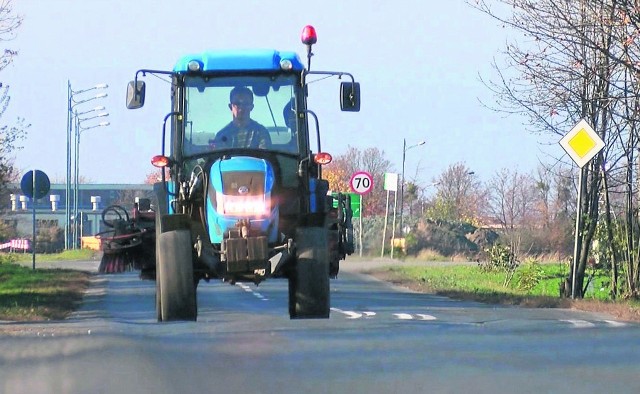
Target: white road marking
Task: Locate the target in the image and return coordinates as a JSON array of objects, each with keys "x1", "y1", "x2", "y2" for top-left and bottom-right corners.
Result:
[
  {"x1": 235, "y1": 283, "x2": 269, "y2": 301},
  {"x1": 560, "y1": 319, "x2": 596, "y2": 328},
  {"x1": 330, "y1": 308, "x2": 363, "y2": 319},
  {"x1": 603, "y1": 320, "x2": 627, "y2": 327},
  {"x1": 330, "y1": 309, "x2": 434, "y2": 322},
  {"x1": 330, "y1": 309, "x2": 376, "y2": 319}
]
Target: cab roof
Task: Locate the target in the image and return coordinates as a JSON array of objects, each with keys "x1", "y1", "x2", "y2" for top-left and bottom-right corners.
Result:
[{"x1": 173, "y1": 49, "x2": 304, "y2": 73}]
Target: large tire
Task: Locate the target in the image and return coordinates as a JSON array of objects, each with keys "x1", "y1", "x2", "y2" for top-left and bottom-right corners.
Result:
[
  {"x1": 288, "y1": 227, "x2": 330, "y2": 319},
  {"x1": 155, "y1": 213, "x2": 162, "y2": 322},
  {"x1": 156, "y1": 229, "x2": 197, "y2": 321},
  {"x1": 156, "y1": 272, "x2": 162, "y2": 322}
]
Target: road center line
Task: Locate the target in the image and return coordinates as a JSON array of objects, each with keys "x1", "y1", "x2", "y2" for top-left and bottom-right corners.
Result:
[{"x1": 235, "y1": 283, "x2": 269, "y2": 301}]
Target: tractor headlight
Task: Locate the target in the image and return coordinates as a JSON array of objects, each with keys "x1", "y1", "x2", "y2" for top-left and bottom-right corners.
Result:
[{"x1": 218, "y1": 193, "x2": 270, "y2": 216}]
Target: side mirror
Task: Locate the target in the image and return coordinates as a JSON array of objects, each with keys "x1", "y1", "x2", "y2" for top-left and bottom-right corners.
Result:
[
  {"x1": 126, "y1": 80, "x2": 146, "y2": 109},
  {"x1": 340, "y1": 82, "x2": 360, "y2": 112}
]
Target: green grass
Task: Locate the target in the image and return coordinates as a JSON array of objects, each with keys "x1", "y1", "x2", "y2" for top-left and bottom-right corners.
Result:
[
  {"x1": 385, "y1": 263, "x2": 612, "y2": 302},
  {"x1": 375, "y1": 262, "x2": 640, "y2": 321},
  {"x1": 10, "y1": 248, "x2": 99, "y2": 263},
  {"x1": 0, "y1": 261, "x2": 91, "y2": 321}
]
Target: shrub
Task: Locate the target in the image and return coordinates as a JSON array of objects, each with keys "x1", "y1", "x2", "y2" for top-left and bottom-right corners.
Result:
[
  {"x1": 480, "y1": 243, "x2": 518, "y2": 272},
  {"x1": 516, "y1": 259, "x2": 544, "y2": 291},
  {"x1": 0, "y1": 253, "x2": 17, "y2": 265},
  {"x1": 480, "y1": 243, "x2": 520, "y2": 286}
]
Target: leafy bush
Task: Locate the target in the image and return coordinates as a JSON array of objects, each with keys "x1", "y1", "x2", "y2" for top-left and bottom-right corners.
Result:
[
  {"x1": 480, "y1": 243, "x2": 518, "y2": 272},
  {"x1": 0, "y1": 253, "x2": 17, "y2": 265},
  {"x1": 516, "y1": 259, "x2": 545, "y2": 291},
  {"x1": 0, "y1": 219, "x2": 18, "y2": 242},
  {"x1": 480, "y1": 243, "x2": 520, "y2": 286}
]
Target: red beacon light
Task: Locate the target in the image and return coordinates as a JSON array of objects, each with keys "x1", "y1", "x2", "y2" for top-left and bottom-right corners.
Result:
[
  {"x1": 301, "y1": 25, "x2": 317, "y2": 45},
  {"x1": 313, "y1": 152, "x2": 332, "y2": 165},
  {"x1": 151, "y1": 155, "x2": 171, "y2": 168},
  {"x1": 301, "y1": 25, "x2": 317, "y2": 70}
]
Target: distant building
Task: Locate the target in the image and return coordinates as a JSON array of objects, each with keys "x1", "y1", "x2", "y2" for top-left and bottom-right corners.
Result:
[{"x1": 1, "y1": 183, "x2": 153, "y2": 238}]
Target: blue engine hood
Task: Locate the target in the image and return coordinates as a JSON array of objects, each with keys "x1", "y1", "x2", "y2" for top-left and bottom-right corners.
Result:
[{"x1": 206, "y1": 156, "x2": 279, "y2": 244}]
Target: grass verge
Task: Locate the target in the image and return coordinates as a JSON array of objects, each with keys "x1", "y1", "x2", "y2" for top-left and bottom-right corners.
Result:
[
  {"x1": 0, "y1": 253, "x2": 93, "y2": 321},
  {"x1": 10, "y1": 248, "x2": 99, "y2": 263},
  {"x1": 367, "y1": 263, "x2": 640, "y2": 322}
]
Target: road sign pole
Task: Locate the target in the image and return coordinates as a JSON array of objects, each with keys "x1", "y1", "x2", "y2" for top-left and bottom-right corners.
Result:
[
  {"x1": 32, "y1": 171, "x2": 36, "y2": 270},
  {"x1": 391, "y1": 189, "x2": 397, "y2": 259},
  {"x1": 21, "y1": 169, "x2": 51, "y2": 270},
  {"x1": 571, "y1": 166, "x2": 584, "y2": 299},
  {"x1": 381, "y1": 190, "x2": 390, "y2": 257},
  {"x1": 359, "y1": 195, "x2": 363, "y2": 257},
  {"x1": 559, "y1": 119, "x2": 604, "y2": 299}
]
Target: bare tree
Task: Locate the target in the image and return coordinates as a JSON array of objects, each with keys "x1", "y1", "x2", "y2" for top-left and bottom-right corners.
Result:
[
  {"x1": 404, "y1": 181, "x2": 420, "y2": 217},
  {"x1": 0, "y1": 0, "x2": 27, "y2": 207},
  {"x1": 0, "y1": 0, "x2": 21, "y2": 73},
  {"x1": 0, "y1": 0, "x2": 29, "y2": 246},
  {"x1": 486, "y1": 167, "x2": 543, "y2": 267},
  {"x1": 487, "y1": 168, "x2": 537, "y2": 230},
  {"x1": 322, "y1": 145, "x2": 394, "y2": 216},
  {"x1": 468, "y1": 0, "x2": 640, "y2": 297},
  {"x1": 428, "y1": 162, "x2": 482, "y2": 223}
]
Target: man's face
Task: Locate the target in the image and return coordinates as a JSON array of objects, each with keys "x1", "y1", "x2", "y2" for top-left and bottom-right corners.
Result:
[{"x1": 229, "y1": 93, "x2": 254, "y2": 121}]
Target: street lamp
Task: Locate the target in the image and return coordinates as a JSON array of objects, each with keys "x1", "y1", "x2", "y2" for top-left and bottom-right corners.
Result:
[
  {"x1": 66, "y1": 82, "x2": 108, "y2": 249},
  {"x1": 399, "y1": 138, "x2": 425, "y2": 238},
  {"x1": 72, "y1": 117, "x2": 110, "y2": 249}
]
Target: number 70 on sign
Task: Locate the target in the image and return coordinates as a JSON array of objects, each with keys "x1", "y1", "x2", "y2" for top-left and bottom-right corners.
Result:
[{"x1": 349, "y1": 171, "x2": 374, "y2": 195}]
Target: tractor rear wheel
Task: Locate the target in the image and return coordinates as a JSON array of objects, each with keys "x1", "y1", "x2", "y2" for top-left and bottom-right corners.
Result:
[
  {"x1": 288, "y1": 227, "x2": 330, "y2": 319},
  {"x1": 156, "y1": 229, "x2": 197, "y2": 321}
]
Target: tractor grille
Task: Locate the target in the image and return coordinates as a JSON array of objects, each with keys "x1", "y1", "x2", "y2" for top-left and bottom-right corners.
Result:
[{"x1": 222, "y1": 171, "x2": 265, "y2": 196}]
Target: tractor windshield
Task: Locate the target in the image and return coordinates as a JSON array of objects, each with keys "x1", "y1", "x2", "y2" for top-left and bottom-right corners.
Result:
[{"x1": 182, "y1": 75, "x2": 300, "y2": 156}]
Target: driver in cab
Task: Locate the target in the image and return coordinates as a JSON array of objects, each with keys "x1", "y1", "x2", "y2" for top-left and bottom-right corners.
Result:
[{"x1": 211, "y1": 86, "x2": 272, "y2": 149}]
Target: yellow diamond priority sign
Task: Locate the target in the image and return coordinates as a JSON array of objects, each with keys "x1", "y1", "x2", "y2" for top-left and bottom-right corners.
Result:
[{"x1": 559, "y1": 119, "x2": 604, "y2": 168}]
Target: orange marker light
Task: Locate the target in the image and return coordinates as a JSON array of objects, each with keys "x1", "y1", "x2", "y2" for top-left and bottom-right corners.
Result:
[
  {"x1": 151, "y1": 155, "x2": 170, "y2": 168},
  {"x1": 314, "y1": 152, "x2": 332, "y2": 165}
]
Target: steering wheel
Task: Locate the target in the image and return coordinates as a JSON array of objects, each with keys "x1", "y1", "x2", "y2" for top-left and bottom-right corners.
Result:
[{"x1": 102, "y1": 205, "x2": 130, "y2": 228}]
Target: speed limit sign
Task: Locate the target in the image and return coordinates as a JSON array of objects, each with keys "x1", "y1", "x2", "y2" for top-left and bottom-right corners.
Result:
[{"x1": 349, "y1": 171, "x2": 374, "y2": 195}]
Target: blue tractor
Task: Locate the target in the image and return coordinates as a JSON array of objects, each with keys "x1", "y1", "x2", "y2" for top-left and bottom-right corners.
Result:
[{"x1": 117, "y1": 26, "x2": 359, "y2": 321}]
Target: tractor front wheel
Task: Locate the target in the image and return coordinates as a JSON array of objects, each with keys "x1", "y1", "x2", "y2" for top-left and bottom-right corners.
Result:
[
  {"x1": 156, "y1": 229, "x2": 197, "y2": 321},
  {"x1": 288, "y1": 227, "x2": 330, "y2": 319}
]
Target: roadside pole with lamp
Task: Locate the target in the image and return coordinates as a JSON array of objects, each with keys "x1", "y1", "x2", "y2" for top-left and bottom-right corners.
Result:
[
  {"x1": 66, "y1": 81, "x2": 108, "y2": 249},
  {"x1": 399, "y1": 139, "x2": 425, "y2": 240},
  {"x1": 73, "y1": 117, "x2": 110, "y2": 249}
]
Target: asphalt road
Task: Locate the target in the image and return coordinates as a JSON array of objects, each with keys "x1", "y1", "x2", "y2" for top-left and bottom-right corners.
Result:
[{"x1": 1, "y1": 258, "x2": 639, "y2": 394}]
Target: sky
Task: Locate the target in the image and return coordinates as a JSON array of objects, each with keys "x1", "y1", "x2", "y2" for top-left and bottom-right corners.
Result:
[{"x1": 4, "y1": 0, "x2": 563, "y2": 187}]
